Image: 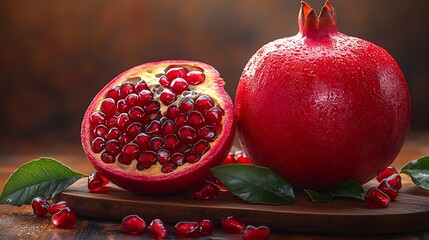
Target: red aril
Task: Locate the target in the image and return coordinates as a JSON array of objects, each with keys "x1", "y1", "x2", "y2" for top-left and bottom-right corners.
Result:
[
  {"x1": 365, "y1": 187, "x2": 390, "y2": 208},
  {"x1": 165, "y1": 67, "x2": 187, "y2": 80},
  {"x1": 378, "y1": 180, "x2": 399, "y2": 201},
  {"x1": 149, "y1": 219, "x2": 167, "y2": 239},
  {"x1": 88, "y1": 171, "x2": 110, "y2": 192},
  {"x1": 170, "y1": 78, "x2": 189, "y2": 94},
  {"x1": 81, "y1": 61, "x2": 235, "y2": 195},
  {"x1": 191, "y1": 182, "x2": 219, "y2": 200},
  {"x1": 222, "y1": 216, "x2": 245, "y2": 234},
  {"x1": 385, "y1": 174, "x2": 402, "y2": 190},
  {"x1": 175, "y1": 221, "x2": 200, "y2": 238},
  {"x1": 243, "y1": 225, "x2": 271, "y2": 240},
  {"x1": 376, "y1": 166, "x2": 398, "y2": 182},
  {"x1": 222, "y1": 152, "x2": 235, "y2": 165},
  {"x1": 187, "y1": 71, "x2": 205, "y2": 85},
  {"x1": 236, "y1": 156, "x2": 252, "y2": 164},
  {"x1": 51, "y1": 207, "x2": 77, "y2": 228},
  {"x1": 160, "y1": 89, "x2": 176, "y2": 105},
  {"x1": 198, "y1": 219, "x2": 215, "y2": 235},
  {"x1": 207, "y1": 176, "x2": 228, "y2": 192},
  {"x1": 121, "y1": 215, "x2": 146, "y2": 235},
  {"x1": 48, "y1": 201, "x2": 68, "y2": 215},
  {"x1": 235, "y1": 1, "x2": 410, "y2": 191},
  {"x1": 31, "y1": 197, "x2": 49, "y2": 217}
]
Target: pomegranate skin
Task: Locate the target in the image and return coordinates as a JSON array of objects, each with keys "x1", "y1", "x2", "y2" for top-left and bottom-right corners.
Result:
[
  {"x1": 236, "y1": 2, "x2": 410, "y2": 191},
  {"x1": 81, "y1": 60, "x2": 235, "y2": 195}
]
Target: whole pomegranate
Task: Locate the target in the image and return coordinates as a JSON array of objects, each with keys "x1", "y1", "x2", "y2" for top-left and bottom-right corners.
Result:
[
  {"x1": 81, "y1": 60, "x2": 235, "y2": 195},
  {"x1": 235, "y1": 1, "x2": 410, "y2": 190}
]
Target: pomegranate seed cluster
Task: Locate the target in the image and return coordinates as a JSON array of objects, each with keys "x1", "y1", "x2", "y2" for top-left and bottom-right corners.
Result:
[
  {"x1": 31, "y1": 197, "x2": 77, "y2": 229},
  {"x1": 191, "y1": 151, "x2": 253, "y2": 200},
  {"x1": 222, "y1": 150, "x2": 252, "y2": 165},
  {"x1": 365, "y1": 166, "x2": 402, "y2": 208},
  {"x1": 88, "y1": 66, "x2": 225, "y2": 173},
  {"x1": 121, "y1": 214, "x2": 270, "y2": 239}
]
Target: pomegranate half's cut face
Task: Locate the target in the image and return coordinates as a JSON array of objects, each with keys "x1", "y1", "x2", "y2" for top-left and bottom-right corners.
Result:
[{"x1": 81, "y1": 60, "x2": 235, "y2": 195}]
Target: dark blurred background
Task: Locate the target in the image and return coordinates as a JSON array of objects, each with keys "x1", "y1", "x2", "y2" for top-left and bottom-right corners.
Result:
[{"x1": 0, "y1": 0, "x2": 428, "y2": 152}]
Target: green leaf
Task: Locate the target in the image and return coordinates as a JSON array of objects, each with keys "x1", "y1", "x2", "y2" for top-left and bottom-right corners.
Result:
[
  {"x1": 211, "y1": 164, "x2": 294, "y2": 204},
  {"x1": 304, "y1": 180, "x2": 365, "y2": 203},
  {"x1": 0, "y1": 157, "x2": 85, "y2": 206},
  {"x1": 401, "y1": 156, "x2": 429, "y2": 190},
  {"x1": 304, "y1": 189, "x2": 334, "y2": 203},
  {"x1": 332, "y1": 180, "x2": 365, "y2": 200}
]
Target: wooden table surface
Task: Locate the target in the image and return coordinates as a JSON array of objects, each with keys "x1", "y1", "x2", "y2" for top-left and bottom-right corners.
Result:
[{"x1": 1, "y1": 133, "x2": 429, "y2": 239}]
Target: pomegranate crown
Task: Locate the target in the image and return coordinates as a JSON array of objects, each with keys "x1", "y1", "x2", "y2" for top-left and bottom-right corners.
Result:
[{"x1": 298, "y1": 1, "x2": 338, "y2": 38}]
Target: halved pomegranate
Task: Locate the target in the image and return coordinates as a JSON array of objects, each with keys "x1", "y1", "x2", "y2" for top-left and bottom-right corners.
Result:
[{"x1": 81, "y1": 60, "x2": 235, "y2": 195}]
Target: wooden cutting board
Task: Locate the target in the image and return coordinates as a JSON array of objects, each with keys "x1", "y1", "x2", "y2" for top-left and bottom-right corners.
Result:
[{"x1": 55, "y1": 177, "x2": 429, "y2": 235}]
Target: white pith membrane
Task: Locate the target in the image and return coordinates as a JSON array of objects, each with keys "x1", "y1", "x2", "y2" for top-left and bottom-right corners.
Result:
[{"x1": 87, "y1": 63, "x2": 225, "y2": 176}]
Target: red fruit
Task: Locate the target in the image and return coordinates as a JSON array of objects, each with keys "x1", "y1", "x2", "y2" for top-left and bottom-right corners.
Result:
[
  {"x1": 31, "y1": 197, "x2": 49, "y2": 217},
  {"x1": 222, "y1": 216, "x2": 245, "y2": 234},
  {"x1": 376, "y1": 166, "x2": 398, "y2": 182},
  {"x1": 192, "y1": 182, "x2": 220, "y2": 200},
  {"x1": 365, "y1": 187, "x2": 390, "y2": 208},
  {"x1": 51, "y1": 207, "x2": 77, "y2": 228},
  {"x1": 81, "y1": 61, "x2": 235, "y2": 195},
  {"x1": 175, "y1": 221, "x2": 200, "y2": 238},
  {"x1": 149, "y1": 219, "x2": 167, "y2": 239},
  {"x1": 378, "y1": 179, "x2": 399, "y2": 201},
  {"x1": 198, "y1": 219, "x2": 215, "y2": 235},
  {"x1": 122, "y1": 215, "x2": 146, "y2": 235},
  {"x1": 48, "y1": 201, "x2": 68, "y2": 215},
  {"x1": 243, "y1": 225, "x2": 271, "y2": 240},
  {"x1": 235, "y1": 1, "x2": 410, "y2": 191},
  {"x1": 385, "y1": 173, "x2": 402, "y2": 190},
  {"x1": 88, "y1": 171, "x2": 110, "y2": 192}
]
